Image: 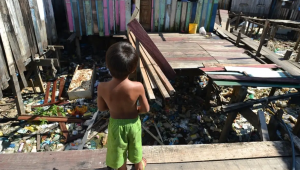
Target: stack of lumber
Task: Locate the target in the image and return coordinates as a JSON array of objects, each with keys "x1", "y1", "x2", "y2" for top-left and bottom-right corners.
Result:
[{"x1": 128, "y1": 31, "x2": 176, "y2": 100}]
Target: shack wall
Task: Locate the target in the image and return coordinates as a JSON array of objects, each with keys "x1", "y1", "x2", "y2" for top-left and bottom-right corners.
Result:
[{"x1": 230, "y1": 0, "x2": 272, "y2": 17}]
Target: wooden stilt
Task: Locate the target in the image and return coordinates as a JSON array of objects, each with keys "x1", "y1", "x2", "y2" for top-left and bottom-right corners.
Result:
[
  {"x1": 270, "y1": 24, "x2": 278, "y2": 40},
  {"x1": 283, "y1": 50, "x2": 293, "y2": 60},
  {"x1": 30, "y1": 79, "x2": 37, "y2": 93},
  {"x1": 294, "y1": 35, "x2": 300, "y2": 51},
  {"x1": 268, "y1": 87, "x2": 277, "y2": 97},
  {"x1": 235, "y1": 12, "x2": 242, "y2": 30},
  {"x1": 256, "y1": 20, "x2": 270, "y2": 57},
  {"x1": 34, "y1": 66, "x2": 45, "y2": 93},
  {"x1": 236, "y1": 31, "x2": 242, "y2": 47},
  {"x1": 257, "y1": 110, "x2": 270, "y2": 141},
  {"x1": 9, "y1": 74, "x2": 25, "y2": 115},
  {"x1": 296, "y1": 47, "x2": 300, "y2": 62},
  {"x1": 205, "y1": 78, "x2": 213, "y2": 109},
  {"x1": 219, "y1": 86, "x2": 247, "y2": 143},
  {"x1": 226, "y1": 18, "x2": 230, "y2": 31},
  {"x1": 245, "y1": 20, "x2": 251, "y2": 35}
]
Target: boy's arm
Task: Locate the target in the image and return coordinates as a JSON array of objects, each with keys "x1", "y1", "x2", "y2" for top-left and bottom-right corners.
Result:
[
  {"x1": 97, "y1": 84, "x2": 109, "y2": 111},
  {"x1": 137, "y1": 83, "x2": 150, "y2": 114}
]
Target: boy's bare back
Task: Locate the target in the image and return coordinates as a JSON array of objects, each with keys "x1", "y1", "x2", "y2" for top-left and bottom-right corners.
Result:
[{"x1": 97, "y1": 78, "x2": 149, "y2": 119}]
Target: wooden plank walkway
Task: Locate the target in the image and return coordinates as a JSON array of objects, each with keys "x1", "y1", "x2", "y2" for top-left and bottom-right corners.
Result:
[
  {"x1": 148, "y1": 33, "x2": 259, "y2": 69},
  {"x1": 0, "y1": 141, "x2": 296, "y2": 170}
]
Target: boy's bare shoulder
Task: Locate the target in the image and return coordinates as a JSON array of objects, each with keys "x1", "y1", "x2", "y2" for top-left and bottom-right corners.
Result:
[{"x1": 129, "y1": 81, "x2": 144, "y2": 90}]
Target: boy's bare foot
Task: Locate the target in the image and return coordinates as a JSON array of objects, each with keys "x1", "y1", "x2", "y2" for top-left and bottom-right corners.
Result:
[{"x1": 135, "y1": 157, "x2": 147, "y2": 170}]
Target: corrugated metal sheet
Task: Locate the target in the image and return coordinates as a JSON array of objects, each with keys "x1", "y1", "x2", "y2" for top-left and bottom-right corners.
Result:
[
  {"x1": 65, "y1": 0, "x2": 219, "y2": 36},
  {"x1": 218, "y1": 0, "x2": 230, "y2": 10},
  {"x1": 272, "y1": 0, "x2": 300, "y2": 20},
  {"x1": 231, "y1": 0, "x2": 272, "y2": 17}
]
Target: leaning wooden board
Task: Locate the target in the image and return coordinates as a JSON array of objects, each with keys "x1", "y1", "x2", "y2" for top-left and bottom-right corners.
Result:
[
  {"x1": 159, "y1": 0, "x2": 166, "y2": 32},
  {"x1": 127, "y1": 20, "x2": 176, "y2": 79}
]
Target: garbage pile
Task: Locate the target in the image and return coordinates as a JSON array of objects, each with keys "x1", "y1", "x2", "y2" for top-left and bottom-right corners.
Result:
[{"x1": 267, "y1": 39, "x2": 298, "y2": 60}]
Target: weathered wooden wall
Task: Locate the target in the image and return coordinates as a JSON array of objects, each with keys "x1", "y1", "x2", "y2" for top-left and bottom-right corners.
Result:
[
  {"x1": 271, "y1": 0, "x2": 300, "y2": 20},
  {"x1": 218, "y1": 0, "x2": 230, "y2": 10},
  {"x1": 0, "y1": 0, "x2": 57, "y2": 98},
  {"x1": 231, "y1": 0, "x2": 272, "y2": 17},
  {"x1": 65, "y1": 0, "x2": 219, "y2": 36}
]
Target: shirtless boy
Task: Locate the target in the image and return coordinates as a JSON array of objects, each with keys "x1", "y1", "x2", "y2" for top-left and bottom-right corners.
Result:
[{"x1": 97, "y1": 42, "x2": 149, "y2": 170}]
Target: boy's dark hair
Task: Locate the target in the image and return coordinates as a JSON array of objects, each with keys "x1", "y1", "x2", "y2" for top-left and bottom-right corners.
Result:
[{"x1": 106, "y1": 42, "x2": 138, "y2": 80}]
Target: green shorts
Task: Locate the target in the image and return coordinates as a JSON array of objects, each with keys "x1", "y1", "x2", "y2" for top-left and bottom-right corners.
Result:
[{"x1": 106, "y1": 116, "x2": 142, "y2": 169}]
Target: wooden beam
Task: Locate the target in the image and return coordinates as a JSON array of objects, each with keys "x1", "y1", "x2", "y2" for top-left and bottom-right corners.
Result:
[
  {"x1": 270, "y1": 24, "x2": 278, "y2": 40},
  {"x1": 18, "y1": 115, "x2": 84, "y2": 122},
  {"x1": 241, "y1": 19, "x2": 247, "y2": 34},
  {"x1": 245, "y1": 20, "x2": 251, "y2": 35},
  {"x1": 219, "y1": 86, "x2": 247, "y2": 143},
  {"x1": 10, "y1": 74, "x2": 25, "y2": 115},
  {"x1": 257, "y1": 110, "x2": 270, "y2": 141},
  {"x1": 236, "y1": 31, "x2": 241, "y2": 46},
  {"x1": 29, "y1": 79, "x2": 36, "y2": 93},
  {"x1": 34, "y1": 66, "x2": 45, "y2": 93},
  {"x1": 127, "y1": 19, "x2": 176, "y2": 79},
  {"x1": 35, "y1": 58, "x2": 60, "y2": 67},
  {"x1": 256, "y1": 20, "x2": 270, "y2": 57},
  {"x1": 208, "y1": 74, "x2": 300, "y2": 84}
]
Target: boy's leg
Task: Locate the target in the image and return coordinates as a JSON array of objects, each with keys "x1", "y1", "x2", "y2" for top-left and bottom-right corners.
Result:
[
  {"x1": 134, "y1": 157, "x2": 147, "y2": 170},
  {"x1": 118, "y1": 162, "x2": 127, "y2": 170}
]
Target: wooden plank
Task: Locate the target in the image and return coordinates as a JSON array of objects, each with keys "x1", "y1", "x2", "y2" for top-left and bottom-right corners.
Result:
[
  {"x1": 44, "y1": 0, "x2": 57, "y2": 43},
  {"x1": 79, "y1": 0, "x2": 86, "y2": 34},
  {"x1": 65, "y1": 0, "x2": 74, "y2": 32},
  {"x1": 164, "y1": 0, "x2": 171, "y2": 31},
  {"x1": 78, "y1": 111, "x2": 98, "y2": 150},
  {"x1": 7, "y1": 0, "x2": 31, "y2": 60},
  {"x1": 91, "y1": 0, "x2": 98, "y2": 34},
  {"x1": 174, "y1": 1, "x2": 182, "y2": 32},
  {"x1": 18, "y1": 115, "x2": 84, "y2": 122},
  {"x1": 51, "y1": 79, "x2": 58, "y2": 103},
  {"x1": 134, "y1": 141, "x2": 294, "y2": 163},
  {"x1": 108, "y1": 0, "x2": 114, "y2": 34},
  {"x1": 31, "y1": 0, "x2": 47, "y2": 50},
  {"x1": 127, "y1": 21, "x2": 176, "y2": 79},
  {"x1": 194, "y1": 0, "x2": 202, "y2": 27},
  {"x1": 208, "y1": 75, "x2": 300, "y2": 84},
  {"x1": 208, "y1": 0, "x2": 218, "y2": 32},
  {"x1": 9, "y1": 73, "x2": 25, "y2": 115},
  {"x1": 103, "y1": 0, "x2": 109, "y2": 35},
  {"x1": 200, "y1": 0, "x2": 208, "y2": 27},
  {"x1": 185, "y1": 2, "x2": 192, "y2": 33},
  {"x1": 115, "y1": 0, "x2": 119, "y2": 32},
  {"x1": 139, "y1": 59, "x2": 155, "y2": 100},
  {"x1": 257, "y1": 110, "x2": 270, "y2": 141},
  {"x1": 129, "y1": 32, "x2": 169, "y2": 98},
  {"x1": 180, "y1": 2, "x2": 187, "y2": 32},
  {"x1": 169, "y1": 0, "x2": 177, "y2": 32},
  {"x1": 204, "y1": 0, "x2": 213, "y2": 30},
  {"x1": 96, "y1": 0, "x2": 104, "y2": 36},
  {"x1": 146, "y1": 70, "x2": 157, "y2": 89},
  {"x1": 154, "y1": 0, "x2": 159, "y2": 32},
  {"x1": 168, "y1": 61, "x2": 204, "y2": 69},
  {"x1": 83, "y1": 0, "x2": 93, "y2": 35},
  {"x1": 159, "y1": 0, "x2": 166, "y2": 32},
  {"x1": 44, "y1": 82, "x2": 51, "y2": 104},
  {"x1": 36, "y1": 0, "x2": 48, "y2": 48},
  {"x1": 28, "y1": 0, "x2": 43, "y2": 55},
  {"x1": 125, "y1": 0, "x2": 131, "y2": 27},
  {"x1": 71, "y1": 0, "x2": 81, "y2": 37},
  {"x1": 140, "y1": 44, "x2": 175, "y2": 95},
  {"x1": 119, "y1": 0, "x2": 126, "y2": 32},
  {"x1": 0, "y1": 1, "x2": 27, "y2": 88},
  {"x1": 135, "y1": 0, "x2": 140, "y2": 22}
]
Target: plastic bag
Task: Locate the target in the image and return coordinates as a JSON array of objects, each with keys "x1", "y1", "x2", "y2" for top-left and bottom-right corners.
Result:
[{"x1": 199, "y1": 27, "x2": 206, "y2": 36}]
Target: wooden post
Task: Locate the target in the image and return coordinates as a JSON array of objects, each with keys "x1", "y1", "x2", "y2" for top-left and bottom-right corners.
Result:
[
  {"x1": 241, "y1": 19, "x2": 247, "y2": 34},
  {"x1": 268, "y1": 87, "x2": 277, "y2": 97},
  {"x1": 205, "y1": 78, "x2": 213, "y2": 109},
  {"x1": 294, "y1": 35, "x2": 300, "y2": 51},
  {"x1": 75, "y1": 37, "x2": 81, "y2": 61},
  {"x1": 296, "y1": 47, "x2": 300, "y2": 62},
  {"x1": 219, "y1": 86, "x2": 248, "y2": 143},
  {"x1": 34, "y1": 66, "x2": 45, "y2": 93},
  {"x1": 236, "y1": 31, "x2": 241, "y2": 46},
  {"x1": 257, "y1": 110, "x2": 270, "y2": 141},
  {"x1": 270, "y1": 24, "x2": 278, "y2": 40},
  {"x1": 256, "y1": 20, "x2": 270, "y2": 57},
  {"x1": 245, "y1": 20, "x2": 251, "y2": 35},
  {"x1": 250, "y1": 21, "x2": 254, "y2": 36},
  {"x1": 9, "y1": 74, "x2": 25, "y2": 115},
  {"x1": 29, "y1": 79, "x2": 36, "y2": 93},
  {"x1": 235, "y1": 12, "x2": 242, "y2": 30},
  {"x1": 256, "y1": 27, "x2": 261, "y2": 35},
  {"x1": 226, "y1": 18, "x2": 230, "y2": 31},
  {"x1": 283, "y1": 50, "x2": 293, "y2": 60}
]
